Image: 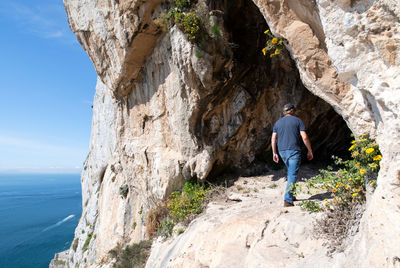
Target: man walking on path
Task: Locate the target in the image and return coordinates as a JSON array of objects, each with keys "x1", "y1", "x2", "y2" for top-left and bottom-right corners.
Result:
[{"x1": 271, "y1": 104, "x2": 313, "y2": 207}]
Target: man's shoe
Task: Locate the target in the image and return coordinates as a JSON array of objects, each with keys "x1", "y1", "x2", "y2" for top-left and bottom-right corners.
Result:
[{"x1": 284, "y1": 201, "x2": 294, "y2": 207}]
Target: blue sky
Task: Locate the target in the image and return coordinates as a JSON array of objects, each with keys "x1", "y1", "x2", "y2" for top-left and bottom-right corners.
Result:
[{"x1": 0, "y1": 0, "x2": 97, "y2": 173}]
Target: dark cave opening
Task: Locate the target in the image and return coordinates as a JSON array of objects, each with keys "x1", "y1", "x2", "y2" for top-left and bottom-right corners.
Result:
[{"x1": 202, "y1": 0, "x2": 353, "y2": 179}]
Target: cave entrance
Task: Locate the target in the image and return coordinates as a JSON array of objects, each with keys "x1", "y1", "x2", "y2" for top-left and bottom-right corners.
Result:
[{"x1": 204, "y1": 0, "x2": 352, "y2": 178}]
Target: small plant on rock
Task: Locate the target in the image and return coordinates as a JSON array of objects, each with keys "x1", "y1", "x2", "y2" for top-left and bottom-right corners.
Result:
[
  {"x1": 147, "y1": 179, "x2": 209, "y2": 238},
  {"x1": 296, "y1": 134, "x2": 382, "y2": 253},
  {"x1": 168, "y1": 179, "x2": 208, "y2": 222},
  {"x1": 109, "y1": 240, "x2": 152, "y2": 268},
  {"x1": 297, "y1": 134, "x2": 381, "y2": 211},
  {"x1": 174, "y1": 0, "x2": 192, "y2": 9},
  {"x1": 262, "y1": 29, "x2": 284, "y2": 58}
]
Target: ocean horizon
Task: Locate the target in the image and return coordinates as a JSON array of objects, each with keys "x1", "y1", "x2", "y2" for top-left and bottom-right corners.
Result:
[{"x1": 0, "y1": 173, "x2": 82, "y2": 268}]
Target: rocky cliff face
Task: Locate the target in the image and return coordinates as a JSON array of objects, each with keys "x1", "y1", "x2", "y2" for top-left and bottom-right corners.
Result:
[{"x1": 52, "y1": 0, "x2": 400, "y2": 267}]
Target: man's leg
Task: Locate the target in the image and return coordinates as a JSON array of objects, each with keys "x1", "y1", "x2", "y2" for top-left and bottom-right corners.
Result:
[{"x1": 281, "y1": 150, "x2": 301, "y2": 204}]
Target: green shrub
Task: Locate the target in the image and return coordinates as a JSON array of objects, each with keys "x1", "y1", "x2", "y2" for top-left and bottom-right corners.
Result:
[
  {"x1": 299, "y1": 200, "x2": 322, "y2": 212},
  {"x1": 149, "y1": 180, "x2": 210, "y2": 238},
  {"x1": 119, "y1": 185, "x2": 129, "y2": 198},
  {"x1": 210, "y1": 24, "x2": 221, "y2": 38},
  {"x1": 109, "y1": 240, "x2": 152, "y2": 268},
  {"x1": 168, "y1": 180, "x2": 209, "y2": 222},
  {"x1": 296, "y1": 134, "x2": 381, "y2": 212},
  {"x1": 82, "y1": 233, "x2": 93, "y2": 252},
  {"x1": 157, "y1": 216, "x2": 175, "y2": 238},
  {"x1": 178, "y1": 13, "x2": 201, "y2": 41},
  {"x1": 72, "y1": 238, "x2": 79, "y2": 251},
  {"x1": 174, "y1": 0, "x2": 192, "y2": 9}
]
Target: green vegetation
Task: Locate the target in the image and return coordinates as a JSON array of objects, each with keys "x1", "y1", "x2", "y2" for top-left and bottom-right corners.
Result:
[
  {"x1": 210, "y1": 24, "x2": 221, "y2": 38},
  {"x1": 157, "y1": 216, "x2": 175, "y2": 237},
  {"x1": 72, "y1": 238, "x2": 79, "y2": 251},
  {"x1": 109, "y1": 240, "x2": 152, "y2": 268},
  {"x1": 262, "y1": 29, "x2": 284, "y2": 58},
  {"x1": 154, "y1": 1, "x2": 223, "y2": 44},
  {"x1": 168, "y1": 179, "x2": 209, "y2": 222},
  {"x1": 82, "y1": 233, "x2": 93, "y2": 252},
  {"x1": 295, "y1": 134, "x2": 382, "y2": 252},
  {"x1": 179, "y1": 12, "x2": 201, "y2": 40},
  {"x1": 147, "y1": 179, "x2": 209, "y2": 238},
  {"x1": 297, "y1": 134, "x2": 381, "y2": 212},
  {"x1": 174, "y1": 0, "x2": 192, "y2": 9},
  {"x1": 299, "y1": 200, "x2": 322, "y2": 212},
  {"x1": 119, "y1": 185, "x2": 129, "y2": 199},
  {"x1": 268, "y1": 183, "x2": 278, "y2": 189},
  {"x1": 54, "y1": 260, "x2": 66, "y2": 265}
]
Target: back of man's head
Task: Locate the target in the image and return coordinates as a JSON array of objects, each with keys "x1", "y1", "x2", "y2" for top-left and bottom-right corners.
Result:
[{"x1": 283, "y1": 103, "x2": 295, "y2": 115}]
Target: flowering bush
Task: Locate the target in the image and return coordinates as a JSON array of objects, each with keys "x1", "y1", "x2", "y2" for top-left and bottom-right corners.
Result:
[
  {"x1": 297, "y1": 134, "x2": 381, "y2": 212},
  {"x1": 262, "y1": 29, "x2": 284, "y2": 57},
  {"x1": 168, "y1": 180, "x2": 208, "y2": 222},
  {"x1": 179, "y1": 13, "x2": 201, "y2": 41}
]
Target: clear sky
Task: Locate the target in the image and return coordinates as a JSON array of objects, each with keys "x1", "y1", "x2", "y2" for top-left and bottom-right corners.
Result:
[{"x1": 0, "y1": 0, "x2": 98, "y2": 173}]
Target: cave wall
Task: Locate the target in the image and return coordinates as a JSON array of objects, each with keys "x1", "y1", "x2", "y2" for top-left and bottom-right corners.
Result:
[{"x1": 53, "y1": 0, "x2": 400, "y2": 267}]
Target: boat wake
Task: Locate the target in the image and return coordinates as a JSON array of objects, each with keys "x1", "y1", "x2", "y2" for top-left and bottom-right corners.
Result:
[{"x1": 42, "y1": 214, "x2": 75, "y2": 232}]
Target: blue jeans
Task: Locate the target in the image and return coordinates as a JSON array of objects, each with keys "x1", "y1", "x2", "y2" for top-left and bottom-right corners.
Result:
[{"x1": 279, "y1": 150, "x2": 301, "y2": 203}]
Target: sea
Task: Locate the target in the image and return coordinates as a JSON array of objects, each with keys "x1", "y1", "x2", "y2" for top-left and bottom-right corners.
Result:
[{"x1": 0, "y1": 173, "x2": 82, "y2": 268}]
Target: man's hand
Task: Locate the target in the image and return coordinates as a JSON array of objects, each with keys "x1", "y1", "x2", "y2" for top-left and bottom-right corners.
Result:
[
  {"x1": 273, "y1": 153, "x2": 279, "y2": 163},
  {"x1": 307, "y1": 151, "x2": 313, "y2": 160}
]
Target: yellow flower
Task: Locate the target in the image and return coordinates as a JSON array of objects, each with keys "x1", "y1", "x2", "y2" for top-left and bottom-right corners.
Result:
[
  {"x1": 274, "y1": 49, "x2": 280, "y2": 55},
  {"x1": 360, "y1": 138, "x2": 367, "y2": 142},
  {"x1": 369, "y1": 180, "x2": 375, "y2": 185},
  {"x1": 335, "y1": 184, "x2": 339, "y2": 188},
  {"x1": 332, "y1": 188, "x2": 337, "y2": 192},
  {"x1": 349, "y1": 144, "x2": 355, "y2": 151},
  {"x1": 262, "y1": 47, "x2": 266, "y2": 56},
  {"x1": 346, "y1": 185, "x2": 350, "y2": 189},
  {"x1": 343, "y1": 170, "x2": 348, "y2": 174},
  {"x1": 369, "y1": 163, "x2": 378, "y2": 168},
  {"x1": 365, "y1": 148, "x2": 374, "y2": 154},
  {"x1": 324, "y1": 198, "x2": 328, "y2": 201},
  {"x1": 351, "y1": 151, "x2": 359, "y2": 158},
  {"x1": 351, "y1": 140, "x2": 357, "y2": 144},
  {"x1": 359, "y1": 169, "x2": 366, "y2": 175},
  {"x1": 270, "y1": 53, "x2": 275, "y2": 57},
  {"x1": 264, "y1": 29, "x2": 269, "y2": 34},
  {"x1": 348, "y1": 178, "x2": 352, "y2": 181},
  {"x1": 352, "y1": 193, "x2": 358, "y2": 197},
  {"x1": 271, "y1": 37, "x2": 278, "y2": 44},
  {"x1": 373, "y1": 155, "x2": 382, "y2": 161},
  {"x1": 359, "y1": 133, "x2": 368, "y2": 137}
]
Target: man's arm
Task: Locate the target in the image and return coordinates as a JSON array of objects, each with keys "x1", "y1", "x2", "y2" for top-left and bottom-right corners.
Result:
[
  {"x1": 300, "y1": 131, "x2": 313, "y2": 160},
  {"x1": 271, "y1": 132, "x2": 279, "y2": 163}
]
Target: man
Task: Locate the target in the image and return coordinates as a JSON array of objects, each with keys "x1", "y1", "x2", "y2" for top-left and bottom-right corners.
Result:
[{"x1": 271, "y1": 103, "x2": 313, "y2": 207}]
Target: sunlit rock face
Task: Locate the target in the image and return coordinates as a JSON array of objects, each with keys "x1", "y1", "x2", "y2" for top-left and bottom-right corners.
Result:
[{"x1": 51, "y1": 0, "x2": 400, "y2": 267}]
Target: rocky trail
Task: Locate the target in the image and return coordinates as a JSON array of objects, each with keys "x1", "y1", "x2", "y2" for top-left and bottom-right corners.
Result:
[{"x1": 147, "y1": 165, "x2": 338, "y2": 268}]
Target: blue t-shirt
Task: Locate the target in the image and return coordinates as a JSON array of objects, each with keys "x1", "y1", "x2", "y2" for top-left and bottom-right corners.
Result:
[{"x1": 273, "y1": 115, "x2": 306, "y2": 151}]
